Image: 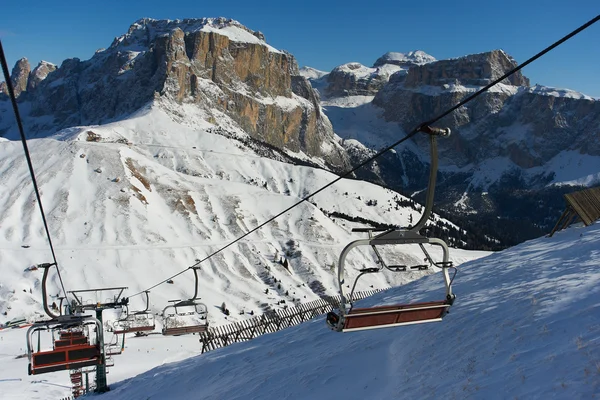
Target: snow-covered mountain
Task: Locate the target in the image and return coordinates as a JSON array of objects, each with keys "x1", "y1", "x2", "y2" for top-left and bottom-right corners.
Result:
[
  {"x1": 0, "y1": 15, "x2": 598, "y2": 400},
  {"x1": 1, "y1": 219, "x2": 597, "y2": 399},
  {"x1": 0, "y1": 17, "x2": 348, "y2": 171},
  {"x1": 300, "y1": 50, "x2": 436, "y2": 99},
  {"x1": 304, "y1": 50, "x2": 600, "y2": 246},
  {"x1": 0, "y1": 100, "x2": 487, "y2": 329}
]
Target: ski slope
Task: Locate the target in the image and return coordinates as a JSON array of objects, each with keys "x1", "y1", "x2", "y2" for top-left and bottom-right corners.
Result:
[
  {"x1": 103, "y1": 222, "x2": 600, "y2": 399},
  {"x1": 2, "y1": 222, "x2": 597, "y2": 399}
]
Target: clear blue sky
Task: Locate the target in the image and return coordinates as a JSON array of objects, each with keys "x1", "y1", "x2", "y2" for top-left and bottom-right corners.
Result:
[{"x1": 1, "y1": 1, "x2": 599, "y2": 97}]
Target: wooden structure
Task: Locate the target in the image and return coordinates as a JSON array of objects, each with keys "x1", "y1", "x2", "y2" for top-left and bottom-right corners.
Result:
[
  {"x1": 198, "y1": 290, "x2": 382, "y2": 353},
  {"x1": 549, "y1": 186, "x2": 600, "y2": 237}
]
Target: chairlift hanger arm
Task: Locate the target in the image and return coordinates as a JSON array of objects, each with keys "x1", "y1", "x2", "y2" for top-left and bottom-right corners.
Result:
[
  {"x1": 411, "y1": 126, "x2": 450, "y2": 233},
  {"x1": 141, "y1": 291, "x2": 150, "y2": 313},
  {"x1": 191, "y1": 267, "x2": 199, "y2": 301},
  {"x1": 38, "y1": 263, "x2": 59, "y2": 318}
]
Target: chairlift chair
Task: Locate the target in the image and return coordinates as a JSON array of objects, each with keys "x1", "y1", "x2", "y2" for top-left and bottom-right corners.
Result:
[
  {"x1": 26, "y1": 315, "x2": 103, "y2": 375},
  {"x1": 161, "y1": 267, "x2": 209, "y2": 336},
  {"x1": 162, "y1": 300, "x2": 209, "y2": 336},
  {"x1": 104, "y1": 329, "x2": 125, "y2": 356},
  {"x1": 112, "y1": 291, "x2": 155, "y2": 334},
  {"x1": 326, "y1": 126, "x2": 457, "y2": 332}
]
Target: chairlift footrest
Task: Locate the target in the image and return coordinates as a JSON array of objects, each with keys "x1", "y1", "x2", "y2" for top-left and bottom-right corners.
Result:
[
  {"x1": 435, "y1": 261, "x2": 454, "y2": 268},
  {"x1": 410, "y1": 265, "x2": 429, "y2": 270},
  {"x1": 388, "y1": 265, "x2": 407, "y2": 272},
  {"x1": 359, "y1": 267, "x2": 380, "y2": 273}
]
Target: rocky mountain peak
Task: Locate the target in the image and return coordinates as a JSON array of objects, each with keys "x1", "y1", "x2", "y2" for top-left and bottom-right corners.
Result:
[
  {"x1": 404, "y1": 49, "x2": 530, "y2": 88},
  {"x1": 0, "y1": 18, "x2": 348, "y2": 171},
  {"x1": 0, "y1": 58, "x2": 56, "y2": 97},
  {"x1": 373, "y1": 51, "x2": 436, "y2": 68},
  {"x1": 27, "y1": 61, "x2": 57, "y2": 92},
  {"x1": 0, "y1": 57, "x2": 31, "y2": 98},
  {"x1": 110, "y1": 17, "x2": 276, "y2": 54},
  {"x1": 323, "y1": 51, "x2": 438, "y2": 98}
]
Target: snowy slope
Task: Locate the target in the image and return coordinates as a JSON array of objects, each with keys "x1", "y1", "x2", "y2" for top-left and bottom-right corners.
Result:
[
  {"x1": 83, "y1": 222, "x2": 600, "y2": 399},
  {"x1": 298, "y1": 66, "x2": 328, "y2": 80},
  {"x1": 0, "y1": 99, "x2": 486, "y2": 333},
  {"x1": 1, "y1": 222, "x2": 596, "y2": 399}
]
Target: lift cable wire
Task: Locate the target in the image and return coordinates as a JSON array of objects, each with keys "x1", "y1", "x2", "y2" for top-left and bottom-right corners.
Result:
[
  {"x1": 128, "y1": 14, "x2": 600, "y2": 299},
  {"x1": 0, "y1": 40, "x2": 70, "y2": 301}
]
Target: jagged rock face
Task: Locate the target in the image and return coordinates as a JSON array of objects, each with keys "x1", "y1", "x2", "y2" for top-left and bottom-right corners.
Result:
[
  {"x1": 403, "y1": 50, "x2": 529, "y2": 88},
  {"x1": 371, "y1": 50, "x2": 600, "y2": 169},
  {"x1": 1, "y1": 59, "x2": 56, "y2": 97},
  {"x1": 27, "y1": 61, "x2": 57, "y2": 92},
  {"x1": 1, "y1": 18, "x2": 348, "y2": 169},
  {"x1": 6, "y1": 58, "x2": 31, "y2": 98},
  {"x1": 331, "y1": 49, "x2": 599, "y2": 245},
  {"x1": 372, "y1": 50, "x2": 533, "y2": 166},
  {"x1": 502, "y1": 87, "x2": 600, "y2": 161},
  {"x1": 324, "y1": 52, "x2": 436, "y2": 98},
  {"x1": 149, "y1": 21, "x2": 345, "y2": 166},
  {"x1": 325, "y1": 62, "x2": 389, "y2": 97}
]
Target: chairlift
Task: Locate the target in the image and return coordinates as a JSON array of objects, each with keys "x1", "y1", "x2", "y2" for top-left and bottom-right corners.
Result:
[
  {"x1": 104, "y1": 330, "x2": 125, "y2": 356},
  {"x1": 326, "y1": 126, "x2": 457, "y2": 332},
  {"x1": 112, "y1": 291, "x2": 155, "y2": 334},
  {"x1": 161, "y1": 267, "x2": 209, "y2": 336},
  {"x1": 26, "y1": 315, "x2": 103, "y2": 375}
]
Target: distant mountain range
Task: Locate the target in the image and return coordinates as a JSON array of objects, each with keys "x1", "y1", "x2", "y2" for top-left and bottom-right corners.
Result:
[
  {"x1": 2, "y1": 17, "x2": 599, "y2": 250},
  {"x1": 301, "y1": 50, "x2": 599, "y2": 246},
  {"x1": 0, "y1": 18, "x2": 488, "y2": 327}
]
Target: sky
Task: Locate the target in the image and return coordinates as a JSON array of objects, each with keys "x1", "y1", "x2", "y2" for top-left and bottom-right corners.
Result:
[{"x1": 0, "y1": 1, "x2": 599, "y2": 97}]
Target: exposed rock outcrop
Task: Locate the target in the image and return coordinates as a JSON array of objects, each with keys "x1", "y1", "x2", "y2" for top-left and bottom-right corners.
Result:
[
  {"x1": 0, "y1": 18, "x2": 349, "y2": 170},
  {"x1": 27, "y1": 61, "x2": 57, "y2": 91},
  {"x1": 326, "y1": 49, "x2": 598, "y2": 245},
  {"x1": 403, "y1": 50, "x2": 529, "y2": 88},
  {"x1": 1, "y1": 57, "x2": 31, "y2": 98},
  {"x1": 371, "y1": 50, "x2": 599, "y2": 170},
  {"x1": 324, "y1": 51, "x2": 436, "y2": 98},
  {"x1": 325, "y1": 62, "x2": 389, "y2": 97}
]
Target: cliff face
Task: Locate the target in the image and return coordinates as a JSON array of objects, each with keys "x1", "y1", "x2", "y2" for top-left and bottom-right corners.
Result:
[
  {"x1": 319, "y1": 49, "x2": 599, "y2": 246},
  {"x1": 0, "y1": 57, "x2": 31, "y2": 97},
  {"x1": 323, "y1": 51, "x2": 436, "y2": 98},
  {"x1": 403, "y1": 50, "x2": 529, "y2": 88},
  {"x1": 0, "y1": 18, "x2": 348, "y2": 170},
  {"x1": 372, "y1": 50, "x2": 599, "y2": 169}
]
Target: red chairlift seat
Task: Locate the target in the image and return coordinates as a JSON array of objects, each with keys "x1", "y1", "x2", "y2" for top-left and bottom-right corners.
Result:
[
  {"x1": 54, "y1": 331, "x2": 89, "y2": 347},
  {"x1": 337, "y1": 299, "x2": 452, "y2": 332},
  {"x1": 161, "y1": 324, "x2": 208, "y2": 336},
  {"x1": 27, "y1": 316, "x2": 103, "y2": 375}
]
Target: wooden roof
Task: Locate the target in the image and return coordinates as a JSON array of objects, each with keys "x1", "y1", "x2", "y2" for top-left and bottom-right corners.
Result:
[{"x1": 564, "y1": 186, "x2": 600, "y2": 226}]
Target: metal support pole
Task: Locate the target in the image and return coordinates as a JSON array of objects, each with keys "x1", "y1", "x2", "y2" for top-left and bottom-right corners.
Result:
[{"x1": 95, "y1": 308, "x2": 109, "y2": 393}]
